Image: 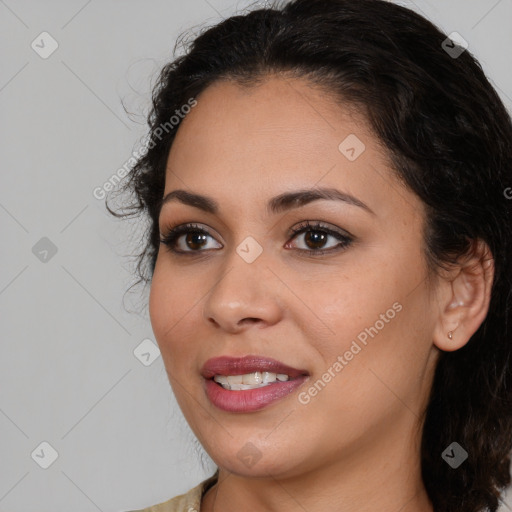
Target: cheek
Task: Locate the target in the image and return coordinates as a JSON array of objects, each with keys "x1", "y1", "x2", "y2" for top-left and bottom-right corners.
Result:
[
  {"x1": 304, "y1": 249, "x2": 431, "y2": 381},
  {"x1": 303, "y1": 265, "x2": 403, "y2": 356},
  {"x1": 148, "y1": 263, "x2": 198, "y2": 368}
]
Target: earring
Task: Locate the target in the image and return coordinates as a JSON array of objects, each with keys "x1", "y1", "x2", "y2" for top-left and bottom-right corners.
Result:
[{"x1": 448, "y1": 331, "x2": 453, "y2": 340}]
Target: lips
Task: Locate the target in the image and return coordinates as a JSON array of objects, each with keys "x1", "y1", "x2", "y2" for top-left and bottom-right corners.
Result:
[
  {"x1": 201, "y1": 355, "x2": 310, "y2": 413},
  {"x1": 201, "y1": 355, "x2": 309, "y2": 380}
]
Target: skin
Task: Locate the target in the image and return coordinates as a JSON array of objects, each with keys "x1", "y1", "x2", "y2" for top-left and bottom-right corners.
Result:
[{"x1": 149, "y1": 76, "x2": 494, "y2": 512}]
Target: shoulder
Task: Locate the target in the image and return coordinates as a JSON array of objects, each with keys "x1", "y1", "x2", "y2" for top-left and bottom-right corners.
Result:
[{"x1": 127, "y1": 470, "x2": 219, "y2": 512}]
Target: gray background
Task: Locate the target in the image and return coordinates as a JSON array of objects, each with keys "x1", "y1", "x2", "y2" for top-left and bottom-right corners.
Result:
[{"x1": 1, "y1": 0, "x2": 511, "y2": 511}]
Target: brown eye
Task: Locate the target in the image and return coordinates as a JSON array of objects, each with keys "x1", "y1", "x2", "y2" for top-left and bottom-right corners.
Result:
[
  {"x1": 160, "y1": 223, "x2": 223, "y2": 254},
  {"x1": 184, "y1": 232, "x2": 208, "y2": 250},
  {"x1": 287, "y1": 221, "x2": 353, "y2": 256},
  {"x1": 303, "y1": 230, "x2": 329, "y2": 250}
]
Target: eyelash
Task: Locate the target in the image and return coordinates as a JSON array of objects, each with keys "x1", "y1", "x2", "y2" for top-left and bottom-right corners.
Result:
[{"x1": 159, "y1": 220, "x2": 353, "y2": 257}]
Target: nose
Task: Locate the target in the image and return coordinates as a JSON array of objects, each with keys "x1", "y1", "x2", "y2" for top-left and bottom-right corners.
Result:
[{"x1": 202, "y1": 250, "x2": 283, "y2": 333}]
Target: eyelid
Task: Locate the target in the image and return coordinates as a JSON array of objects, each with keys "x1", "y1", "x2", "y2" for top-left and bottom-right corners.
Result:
[
  {"x1": 285, "y1": 220, "x2": 353, "y2": 255},
  {"x1": 159, "y1": 220, "x2": 354, "y2": 256},
  {"x1": 286, "y1": 219, "x2": 354, "y2": 240},
  {"x1": 159, "y1": 222, "x2": 223, "y2": 252},
  {"x1": 160, "y1": 221, "x2": 222, "y2": 241}
]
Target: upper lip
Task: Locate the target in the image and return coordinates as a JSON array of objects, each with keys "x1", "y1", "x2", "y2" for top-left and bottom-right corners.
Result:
[{"x1": 201, "y1": 355, "x2": 309, "y2": 380}]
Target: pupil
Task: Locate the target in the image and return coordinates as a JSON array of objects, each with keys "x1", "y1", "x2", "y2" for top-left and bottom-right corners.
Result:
[
  {"x1": 305, "y1": 231, "x2": 326, "y2": 249},
  {"x1": 187, "y1": 232, "x2": 207, "y2": 249}
]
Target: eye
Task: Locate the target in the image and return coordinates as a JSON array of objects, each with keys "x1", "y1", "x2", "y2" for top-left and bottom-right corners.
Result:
[
  {"x1": 160, "y1": 223, "x2": 222, "y2": 254},
  {"x1": 286, "y1": 220, "x2": 353, "y2": 256},
  {"x1": 159, "y1": 220, "x2": 353, "y2": 257}
]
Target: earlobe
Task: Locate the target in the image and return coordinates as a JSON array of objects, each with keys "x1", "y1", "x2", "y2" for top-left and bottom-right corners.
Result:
[{"x1": 433, "y1": 240, "x2": 494, "y2": 352}]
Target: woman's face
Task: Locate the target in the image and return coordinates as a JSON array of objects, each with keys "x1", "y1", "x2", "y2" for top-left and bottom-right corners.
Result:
[{"x1": 149, "y1": 76, "x2": 441, "y2": 479}]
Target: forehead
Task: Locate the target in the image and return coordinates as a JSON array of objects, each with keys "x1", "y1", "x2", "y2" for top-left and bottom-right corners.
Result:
[
  {"x1": 164, "y1": 76, "x2": 421, "y2": 222},
  {"x1": 171, "y1": 76, "x2": 373, "y2": 158}
]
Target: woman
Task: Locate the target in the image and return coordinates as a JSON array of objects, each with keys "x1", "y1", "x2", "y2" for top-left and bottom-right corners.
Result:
[{"x1": 116, "y1": 0, "x2": 512, "y2": 511}]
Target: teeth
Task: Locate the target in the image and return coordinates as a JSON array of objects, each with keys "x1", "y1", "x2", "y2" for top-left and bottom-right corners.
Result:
[
  {"x1": 261, "y1": 372, "x2": 276, "y2": 384},
  {"x1": 213, "y1": 375, "x2": 229, "y2": 388},
  {"x1": 213, "y1": 371, "x2": 290, "y2": 390},
  {"x1": 226, "y1": 375, "x2": 243, "y2": 385},
  {"x1": 243, "y1": 372, "x2": 263, "y2": 385}
]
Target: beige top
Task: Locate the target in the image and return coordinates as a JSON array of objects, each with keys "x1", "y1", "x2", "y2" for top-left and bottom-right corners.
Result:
[{"x1": 128, "y1": 470, "x2": 219, "y2": 512}]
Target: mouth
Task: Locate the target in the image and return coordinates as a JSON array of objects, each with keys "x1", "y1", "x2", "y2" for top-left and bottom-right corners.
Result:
[
  {"x1": 201, "y1": 354, "x2": 309, "y2": 382},
  {"x1": 201, "y1": 355, "x2": 309, "y2": 412},
  {"x1": 212, "y1": 371, "x2": 294, "y2": 390}
]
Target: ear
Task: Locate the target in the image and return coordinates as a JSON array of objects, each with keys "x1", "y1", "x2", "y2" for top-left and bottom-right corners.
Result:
[{"x1": 433, "y1": 239, "x2": 494, "y2": 352}]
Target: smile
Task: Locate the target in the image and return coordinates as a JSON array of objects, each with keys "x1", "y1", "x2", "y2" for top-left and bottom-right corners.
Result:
[{"x1": 213, "y1": 371, "x2": 290, "y2": 390}]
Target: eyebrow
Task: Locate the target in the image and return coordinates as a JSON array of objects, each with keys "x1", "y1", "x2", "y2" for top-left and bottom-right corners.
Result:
[{"x1": 160, "y1": 187, "x2": 374, "y2": 216}]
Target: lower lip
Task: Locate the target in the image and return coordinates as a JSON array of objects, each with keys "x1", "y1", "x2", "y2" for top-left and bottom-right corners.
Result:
[{"x1": 204, "y1": 376, "x2": 308, "y2": 413}]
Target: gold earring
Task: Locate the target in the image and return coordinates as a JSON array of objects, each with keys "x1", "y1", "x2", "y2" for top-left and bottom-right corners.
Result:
[{"x1": 448, "y1": 331, "x2": 453, "y2": 340}]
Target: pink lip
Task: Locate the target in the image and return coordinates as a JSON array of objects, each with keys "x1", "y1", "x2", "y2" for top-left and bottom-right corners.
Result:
[
  {"x1": 201, "y1": 355, "x2": 308, "y2": 379},
  {"x1": 204, "y1": 377, "x2": 308, "y2": 412},
  {"x1": 201, "y1": 355, "x2": 309, "y2": 413}
]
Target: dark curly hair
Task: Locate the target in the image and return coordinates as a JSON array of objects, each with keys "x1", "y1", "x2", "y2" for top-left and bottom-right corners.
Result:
[{"x1": 109, "y1": 0, "x2": 512, "y2": 510}]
